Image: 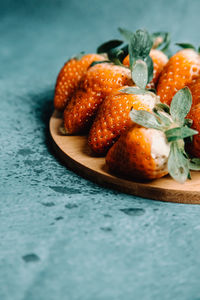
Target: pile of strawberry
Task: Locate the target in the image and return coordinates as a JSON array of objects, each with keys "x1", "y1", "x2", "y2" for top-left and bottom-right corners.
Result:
[{"x1": 54, "y1": 28, "x2": 200, "y2": 183}]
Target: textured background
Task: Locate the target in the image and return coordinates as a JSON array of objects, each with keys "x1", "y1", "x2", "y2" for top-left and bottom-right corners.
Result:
[{"x1": 1, "y1": 0, "x2": 200, "y2": 299}]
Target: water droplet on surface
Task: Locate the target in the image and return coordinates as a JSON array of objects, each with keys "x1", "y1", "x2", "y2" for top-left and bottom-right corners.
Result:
[
  {"x1": 65, "y1": 203, "x2": 78, "y2": 209},
  {"x1": 100, "y1": 226, "x2": 112, "y2": 232},
  {"x1": 22, "y1": 254, "x2": 40, "y2": 263},
  {"x1": 120, "y1": 208, "x2": 145, "y2": 216},
  {"x1": 55, "y1": 216, "x2": 64, "y2": 221},
  {"x1": 41, "y1": 202, "x2": 55, "y2": 207}
]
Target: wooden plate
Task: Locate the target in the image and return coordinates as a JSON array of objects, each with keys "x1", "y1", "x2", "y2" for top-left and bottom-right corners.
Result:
[{"x1": 50, "y1": 110, "x2": 200, "y2": 204}]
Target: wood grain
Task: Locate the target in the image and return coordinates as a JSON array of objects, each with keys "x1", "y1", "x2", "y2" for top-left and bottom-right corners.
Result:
[{"x1": 50, "y1": 110, "x2": 200, "y2": 204}]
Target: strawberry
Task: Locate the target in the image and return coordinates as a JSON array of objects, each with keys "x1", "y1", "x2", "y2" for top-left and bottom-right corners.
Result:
[
  {"x1": 106, "y1": 88, "x2": 200, "y2": 183},
  {"x1": 54, "y1": 53, "x2": 105, "y2": 111},
  {"x1": 157, "y1": 48, "x2": 200, "y2": 106},
  {"x1": 187, "y1": 76, "x2": 200, "y2": 107},
  {"x1": 88, "y1": 87, "x2": 159, "y2": 155},
  {"x1": 122, "y1": 49, "x2": 168, "y2": 89},
  {"x1": 106, "y1": 125, "x2": 170, "y2": 180},
  {"x1": 63, "y1": 63, "x2": 133, "y2": 134},
  {"x1": 186, "y1": 103, "x2": 200, "y2": 157}
]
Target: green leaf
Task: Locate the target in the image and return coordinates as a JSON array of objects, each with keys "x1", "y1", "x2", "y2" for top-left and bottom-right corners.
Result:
[
  {"x1": 176, "y1": 43, "x2": 196, "y2": 50},
  {"x1": 168, "y1": 141, "x2": 190, "y2": 183},
  {"x1": 128, "y1": 34, "x2": 136, "y2": 70},
  {"x1": 130, "y1": 109, "x2": 162, "y2": 130},
  {"x1": 97, "y1": 37, "x2": 129, "y2": 64},
  {"x1": 198, "y1": 46, "x2": 200, "y2": 54},
  {"x1": 189, "y1": 158, "x2": 200, "y2": 170},
  {"x1": 133, "y1": 29, "x2": 153, "y2": 59},
  {"x1": 147, "y1": 88, "x2": 157, "y2": 94},
  {"x1": 120, "y1": 87, "x2": 148, "y2": 95},
  {"x1": 128, "y1": 29, "x2": 153, "y2": 71},
  {"x1": 165, "y1": 126, "x2": 198, "y2": 142},
  {"x1": 131, "y1": 60, "x2": 148, "y2": 89},
  {"x1": 118, "y1": 44, "x2": 129, "y2": 61},
  {"x1": 184, "y1": 118, "x2": 193, "y2": 127},
  {"x1": 144, "y1": 55, "x2": 154, "y2": 83},
  {"x1": 151, "y1": 32, "x2": 171, "y2": 52},
  {"x1": 153, "y1": 109, "x2": 172, "y2": 127},
  {"x1": 170, "y1": 87, "x2": 192, "y2": 125},
  {"x1": 118, "y1": 27, "x2": 134, "y2": 42},
  {"x1": 89, "y1": 60, "x2": 111, "y2": 68},
  {"x1": 155, "y1": 103, "x2": 170, "y2": 114},
  {"x1": 108, "y1": 44, "x2": 129, "y2": 64},
  {"x1": 97, "y1": 39, "x2": 124, "y2": 54}
]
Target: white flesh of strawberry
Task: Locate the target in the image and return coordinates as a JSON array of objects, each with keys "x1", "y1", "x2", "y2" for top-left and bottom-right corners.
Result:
[
  {"x1": 135, "y1": 92, "x2": 160, "y2": 110},
  {"x1": 150, "y1": 129, "x2": 170, "y2": 171}
]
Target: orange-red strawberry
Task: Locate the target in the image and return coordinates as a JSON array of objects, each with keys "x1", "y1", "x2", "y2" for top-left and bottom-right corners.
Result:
[
  {"x1": 88, "y1": 88, "x2": 159, "y2": 155},
  {"x1": 187, "y1": 76, "x2": 200, "y2": 107},
  {"x1": 186, "y1": 103, "x2": 200, "y2": 157},
  {"x1": 106, "y1": 87, "x2": 199, "y2": 183},
  {"x1": 157, "y1": 49, "x2": 200, "y2": 105},
  {"x1": 54, "y1": 53, "x2": 105, "y2": 111},
  {"x1": 63, "y1": 63, "x2": 133, "y2": 134},
  {"x1": 106, "y1": 125, "x2": 170, "y2": 180},
  {"x1": 122, "y1": 49, "x2": 168, "y2": 89}
]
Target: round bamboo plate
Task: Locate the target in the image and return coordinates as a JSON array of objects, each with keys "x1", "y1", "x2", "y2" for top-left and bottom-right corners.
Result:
[{"x1": 50, "y1": 110, "x2": 200, "y2": 204}]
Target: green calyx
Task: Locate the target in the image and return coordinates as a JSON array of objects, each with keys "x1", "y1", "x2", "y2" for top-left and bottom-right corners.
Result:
[
  {"x1": 120, "y1": 28, "x2": 153, "y2": 60},
  {"x1": 118, "y1": 28, "x2": 171, "y2": 52},
  {"x1": 131, "y1": 59, "x2": 149, "y2": 90},
  {"x1": 97, "y1": 28, "x2": 154, "y2": 88},
  {"x1": 96, "y1": 28, "x2": 171, "y2": 87},
  {"x1": 120, "y1": 87, "x2": 152, "y2": 95},
  {"x1": 90, "y1": 60, "x2": 112, "y2": 68},
  {"x1": 97, "y1": 40, "x2": 124, "y2": 54},
  {"x1": 176, "y1": 43, "x2": 200, "y2": 54},
  {"x1": 97, "y1": 39, "x2": 128, "y2": 65},
  {"x1": 130, "y1": 87, "x2": 199, "y2": 183},
  {"x1": 189, "y1": 158, "x2": 200, "y2": 170},
  {"x1": 119, "y1": 28, "x2": 154, "y2": 89},
  {"x1": 176, "y1": 43, "x2": 196, "y2": 50},
  {"x1": 151, "y1": 32, "x2": 171, "y2": 52}
]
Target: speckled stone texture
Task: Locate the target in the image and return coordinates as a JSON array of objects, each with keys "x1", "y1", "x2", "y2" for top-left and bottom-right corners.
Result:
[{"x1": 1, "y1": 1, "x2": 200, "y2": 299}]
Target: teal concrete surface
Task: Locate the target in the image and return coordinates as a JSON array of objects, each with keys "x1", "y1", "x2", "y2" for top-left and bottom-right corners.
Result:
[{"x1": 1, "y1": 0, "x2": 200, "y2": 299}]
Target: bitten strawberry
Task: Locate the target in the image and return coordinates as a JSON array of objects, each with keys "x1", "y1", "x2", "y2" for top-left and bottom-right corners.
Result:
[
  {"x1": 186, "y1": 103, "x2": 200, "y2": 157},
  {"x1": 106, "y1": 88, "x2": 199, "y2": 183},
  {"x1": 106, "y1": 125, "x2": 170, "y2": 180},
  {"x1": 88, "y1": 87, "x2": 159, "y2": 155},
  {"x1": 187, "y1": 76, "x2": 200, "y2": 107},
  {"x1": 54, "y1": 53, "x2": 105, "y2": 111},
  {"x1": 157, "y1": 48, "x2": 200, "y2": 106},
  {"x1": 186, "y1": 77, "x2": 200, "y2": 157},
  {"x1": 123, "y1": 49, "x2": 168, "y2": 89},
  {"x1": 63, "y1": 63, "x2": 133, "y2": 134}
]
